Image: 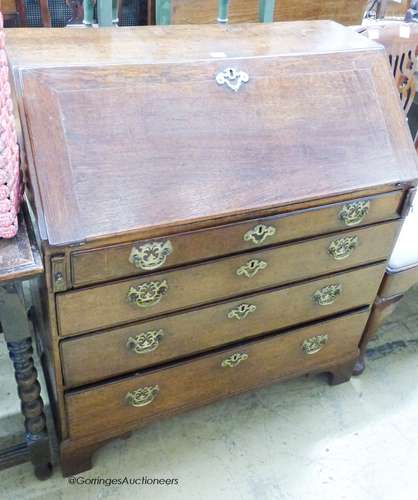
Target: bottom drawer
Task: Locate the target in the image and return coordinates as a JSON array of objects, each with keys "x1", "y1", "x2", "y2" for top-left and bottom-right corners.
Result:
[{"x1": 66, "y1": 310, "x2": 369, "y2": 441}]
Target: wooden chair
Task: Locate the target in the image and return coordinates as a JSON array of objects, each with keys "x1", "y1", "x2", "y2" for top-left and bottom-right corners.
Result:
[
  {"x1": 377, "y1": 0, "x2": 411, "y2": 19},
  {"x1": 357, "y1": 22, "x2": 418, "y2": 113},
  {"x1": 353, "y1": 21, "x2": 418, "y2": 374},
  {"x1": 150, "y1": 0, "x2": 369, "y2": 26},
  {"x1": 0, "y1": 210, "x2": 52, "y2": 479}
]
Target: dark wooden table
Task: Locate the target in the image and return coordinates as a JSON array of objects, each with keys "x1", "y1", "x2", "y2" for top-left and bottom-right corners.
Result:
[{"x1": 0, "y1": 210, "x2": 52, "y2": 479}]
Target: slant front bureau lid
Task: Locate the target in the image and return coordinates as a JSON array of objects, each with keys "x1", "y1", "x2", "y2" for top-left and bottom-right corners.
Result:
[{"x1": 7, "y1": 22, "x2": 418, "y2": 246}]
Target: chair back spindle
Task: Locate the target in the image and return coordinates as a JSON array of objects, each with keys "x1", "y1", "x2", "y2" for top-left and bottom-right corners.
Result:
[
  {"x1": 218, "y1": 0, "x2": 229, "y2": 23},
  {"x1": 155, "y1": 0, "x2": 277, "y2": 25}
]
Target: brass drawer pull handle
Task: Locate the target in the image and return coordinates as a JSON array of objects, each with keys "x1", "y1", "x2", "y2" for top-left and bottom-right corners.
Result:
[
  {"x1": 129, "y1": 240, "x2": 173, "y2": 271},
  {"x1": 313, "y1": 284, "x2": 342, "y2": 306},
  {"x1": 228, "y1": 303, "x2": 257, "y2": 320},
  {"x1": 244, "y1": 224, "x2": 276, "y2": 245},
  {"x1": 302, "y1": 334, "x2": 328, "y2": 355},
  {"x1": 126, "y1": 385, "x2": 159, "y2": 408},
  {"x1": 236, "y1": 259, "x2": 267, "y2": 278},
  {"x1": 328, "y1": 236, "x2": 359, "y2": 260},
  {"x1": 216, "y1": 67, "x2": 249, "y2": 92},
  {"x1": 128, "y1": 280, "x2": 168, "y2": 308},
  {"x1": 221, "y1": 352, "x2": 249, "y2": 368},
  {"x1": 127, "y1": 329, "x2": 164, "y2": 354},
  {"x1": 339, "y1": 200, "x2": 370, "y2": 226}
]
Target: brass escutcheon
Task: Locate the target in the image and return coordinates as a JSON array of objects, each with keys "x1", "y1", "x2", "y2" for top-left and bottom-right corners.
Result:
[
  {"x1": 126, "y1": 385, "x2": 160, "y2": 407},
  {"x1": 221, "y1": 352, "x2": 249, "y2": 368},
  {"x1": 216, "y1": 67, "x2": 249, "y2": 92},
  {"x1": 339, "y1": 200, "x2": 370, "y2": 226},
  {"x1": 127, "y1": 329, "x2": 165, "y2": 354},
  {"x1": 328, "y1": 236, "x2": 359, "y2": 260},
  {"x1": 302, "y1": 334, "x2": 329, "y2": 355},
  {"x1": 129, "y1": 240, "x2": 173, "y2": 271},
  {"x1": 227, "y1": 303, "x2": 257, "y2": 320},
  {"x1": 128, "y1": 280, "x2": 168, "y2": 308},
  {"x1": 243, "y1": 224, "x2": 276, "y2": 245},
  {"x1": 313, "y1": 284, "x2": 342, "y2": 306},
  {"x1": 236, "y1": 259, "x2": 267, "y2": 278}
]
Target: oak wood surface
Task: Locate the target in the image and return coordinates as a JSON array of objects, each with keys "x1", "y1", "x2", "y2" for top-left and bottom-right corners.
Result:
[
  {"x1": 5, "y1": 23, "x2": 418, "y2": 247},
  {"x1": 65, "y1": 310, "x2": 369, "y2": 441},
  {"x1": 56, "y1": 221, "x2": 399, "y2": 336},
  {"x1": 61, "y1": 263, "x2": 386, "y2": 387},
  {"x1": 70, "y1": 190, "x2": 403, "y2": 287},
  {"x1": 4, "y1": 22, "x2": 418, "y2": 475},
  {"x1": 5, "y1": 22, "x2": 379, "y2": 68}
]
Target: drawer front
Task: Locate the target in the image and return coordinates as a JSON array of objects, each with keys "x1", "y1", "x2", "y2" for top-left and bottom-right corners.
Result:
[
  {"x1": 70, "y1": 191, "x2": 403, "y2": 287},
  {"x1": 65, "y1": 310, "x2": 369, "y2": 440},
  {"x1": 57, "y1": 221, "x2": 399, "y2": 336},
  {"x1": 61, "y1": 263, "x2": 386, "y2": 387}
]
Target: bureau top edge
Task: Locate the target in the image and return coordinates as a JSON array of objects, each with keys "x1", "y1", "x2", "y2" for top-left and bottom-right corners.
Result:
[
  {"x1": 40, "y1": 186, "x2": 408, "y2": 251},
  {"x1": 5, "y1": 21, "x2": 382, "y2": 71}
]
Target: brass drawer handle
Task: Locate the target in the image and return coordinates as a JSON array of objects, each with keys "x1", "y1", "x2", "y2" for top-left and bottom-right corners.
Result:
[
  {"x1": 126, "y1": 385, "x2": 159, "y2": 407},
  {"x1": 236, "y1": 259, "x2": 267, "y2": 278},
  {"x1": 339, "y1": 200, "x2": 370, "y2": 226},
  {"x1": 127, "y1": 329, "x2": 164, "y2": 354},
  {"x1": 216, "y1": 67, "x2": 249, "y2": 92},
  {"x1": 228, "y1": 303, "x2": 257, "y2": 320},
  {"x1": 313, "y1": 284, "x2": 342, "y2": 306},
  {"x1": 328, "y1": 236, "x2": 359, "y2": 260},
  {"x1": 129, "y1": 240, "x2": 173, "y2": 271},
  {"x1": 244, "y1": 224, "x2": 276, "y2": 245},
  {"x1": 221, "y1": 352, "x2": 248, "y2": 368},
  {"x1": 128, "y1": 280, "x2": 168, "y2": 308},
  {"x1": 302, "y1": 334, "x2": 328, "y2": 355}
]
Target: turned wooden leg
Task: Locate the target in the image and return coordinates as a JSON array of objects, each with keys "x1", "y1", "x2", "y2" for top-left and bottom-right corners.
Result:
[
  {"x1": 0, "y1": 283, "x2": 52, "y2": 480},
  {"x1": 328, "y1": 358, "x2": 357, "y2": 386}
]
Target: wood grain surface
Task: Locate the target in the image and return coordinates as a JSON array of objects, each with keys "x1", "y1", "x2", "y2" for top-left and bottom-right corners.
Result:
[
  {"x1": 57, "y1": 221, "x2": 399, "y2": 336},
  {"x1": 65, "y1": 310, "x2": 370, "y2": 441}
]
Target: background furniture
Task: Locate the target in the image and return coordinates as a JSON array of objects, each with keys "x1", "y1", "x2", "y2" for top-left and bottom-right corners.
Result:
[
  {"x1": 1, "y1": 0, "x2": 145, "y2": 27},
  {"x1": 358, "y1": 21, "x2": 418, "y2": 114},
  {"x1": 1, "y1": 0, "x2": 22, "y2": 26},
  {"x1": 0, "y1": 210, "x2": 52, "y2": 479},
  {"x1": 351, "y1": 21, "x2": 418, "y2": 374},
  {"x1": 354, "y1": 192, "x2": 418, "y2": 374},
  {"x1": 150, "y1": 0, "x2": 369, "y2": 25},
  {"x1": 5, "y1": 22, "x2": 418, "y2": 477}
]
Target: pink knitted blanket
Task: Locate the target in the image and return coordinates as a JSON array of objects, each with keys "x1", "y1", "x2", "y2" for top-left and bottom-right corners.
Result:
[{"x1": 0, "y1": 12, "x2": 20, "y2": 239}]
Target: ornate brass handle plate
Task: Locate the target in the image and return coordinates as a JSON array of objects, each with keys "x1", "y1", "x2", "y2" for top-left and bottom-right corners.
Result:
[
  {"x1": 126, "y1": 385, "x2": 160, "y2": 407},
  {"x1": 227, "y1": 303, "x2": 257, "y2": 320},
  {"x1": 302, "y1": 334, "x2": 328, "y2": 355},
  {"x1": 328, "y1": 236, "x2": 359, "y2": 260},
  {"x1": 127, "y1": 329, "x2": 164, "y2": 354},
  {"x1": 221, "y1": 352, "x2": 249, "y2": 368},
  {"x1": 129, "y1": 240, "x2": 173, "y2": 271},
  {"x1": 339, "y1": 200, "x2": 370, "y2": 226},
  {"x1": 216, "y1": 68, "x2": 249, "y2": 92},
  {"x1": 313, "y1": 284, "x2": 342, "y2": 306},
  {"x1": 236, "y1": 259, "x2": 267, "y2": 278},
  {"x1": 128, "y1": 280, "x2": 168, "y2": 308},
  {"x1": 243, "y1": 224, "x2": 276, "y2": 245}
]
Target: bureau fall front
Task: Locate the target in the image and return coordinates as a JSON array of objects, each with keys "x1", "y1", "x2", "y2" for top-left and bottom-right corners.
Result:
[{"x1": 5, "y1": 21, "x2": 418, "y2": 475}]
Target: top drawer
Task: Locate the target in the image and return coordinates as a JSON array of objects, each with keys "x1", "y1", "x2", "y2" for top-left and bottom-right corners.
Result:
[{"x1": 71, "y1": 191, "x2": 403, "y2": 287}]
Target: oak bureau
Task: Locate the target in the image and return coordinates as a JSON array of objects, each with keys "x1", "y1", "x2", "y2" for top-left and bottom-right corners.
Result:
[{"x1": 5, "y1": 22, "x2": 418, "y2": 476}]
